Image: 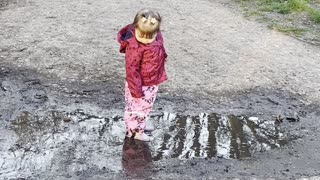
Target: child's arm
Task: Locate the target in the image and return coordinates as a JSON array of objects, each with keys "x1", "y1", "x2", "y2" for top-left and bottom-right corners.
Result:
[
  {"x1": 125, "y1": 48, "x2": 144, "y2": 98},
  {"x1": 157, "y1": 31, "x2": 168, "y2": 61},
  {"x1": 117, "y1": 24, "x2": 132, "y2": 53}
]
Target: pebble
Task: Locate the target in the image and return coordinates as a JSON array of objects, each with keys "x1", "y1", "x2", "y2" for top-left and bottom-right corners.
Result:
[{"x1": 248, "y1": 117, "x2": 259, "y2": 121}]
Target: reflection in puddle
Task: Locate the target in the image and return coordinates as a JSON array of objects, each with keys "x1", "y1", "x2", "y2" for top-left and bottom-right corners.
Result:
[
  {"x1": 1, "y1": 110, "x2": 300, "y2": 178},
  {"x1": 151, "y1": 113, "x2": 297, "y2": 160},
  {"x1": 122, "y1": 137, "x2": 153, "y2": 178}
]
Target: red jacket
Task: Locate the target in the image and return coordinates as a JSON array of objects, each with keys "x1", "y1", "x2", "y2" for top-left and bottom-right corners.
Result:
[{"x1": 117, "y1": 24, "x2": 168, "y2": 98}]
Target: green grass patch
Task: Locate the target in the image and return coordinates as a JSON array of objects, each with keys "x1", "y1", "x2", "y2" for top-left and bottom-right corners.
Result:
[
  {"x1": 257, "y1": 0, "x2": 309, "y2": 14},
  {"x1": 244, "y1": 10, "x2": 263, "y2": 17},
  {"x1": 235, "y1": 0, "x2": 320, "y2": 45},
  {"x1": 288, "y1": 0, "x2": 309, "y2": 11},
  {"x1": 307, "y1": 7, "x2": 320, "y2": 23},
  {"x1": 270, "y1": 24, "x2": 308, "y2": 36},
  {"x1": 238, "y1": 0, "x2": 320, "y2": 23},
  {"x1": 259, "y1": 3, "x2": 289, "y2": 14}
]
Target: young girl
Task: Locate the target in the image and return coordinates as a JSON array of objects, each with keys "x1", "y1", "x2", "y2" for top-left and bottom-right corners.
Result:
[{"x1": 117, "y1": 9, "x2": 168, "y2": 141}]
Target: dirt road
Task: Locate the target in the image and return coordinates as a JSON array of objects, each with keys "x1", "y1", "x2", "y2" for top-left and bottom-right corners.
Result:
[{"x1": 1, "y1": 0, "x2": 320, "y2": 179}]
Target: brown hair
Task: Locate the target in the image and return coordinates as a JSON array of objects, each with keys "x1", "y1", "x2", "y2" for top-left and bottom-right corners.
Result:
[{"x1": 133, "y1": 9, "x2": 162, "y2": 39}]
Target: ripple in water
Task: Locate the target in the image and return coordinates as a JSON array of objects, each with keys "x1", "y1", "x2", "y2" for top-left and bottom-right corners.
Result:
[{"x1": 150, "y1": 112, "x2": 298, "y2": 160}]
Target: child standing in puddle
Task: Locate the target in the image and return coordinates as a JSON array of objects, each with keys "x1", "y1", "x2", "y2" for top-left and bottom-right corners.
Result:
[{"x1": 117, "y1": 9, "x2": 168, "y2": 141}]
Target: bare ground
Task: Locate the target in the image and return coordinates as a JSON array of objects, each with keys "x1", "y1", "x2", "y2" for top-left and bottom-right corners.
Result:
[{"x1": 1, "y1": 0, "x2": 320, "y2": 179}]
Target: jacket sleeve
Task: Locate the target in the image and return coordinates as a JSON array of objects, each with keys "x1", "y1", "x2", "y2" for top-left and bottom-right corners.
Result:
[
  {"x1": 163, "y1": 46, "x2": 168, "y2": 59},
  {"x1": 119, "y1": 40, "x2": 127, "y2": 54},
  {"x1": 157, "y1": 31, "x2": 168, "y2": 59},
  {"x1": 125, "y1": 47, "x2": 144, "y2": 98},
  {"x1": 117, "y1": 25, "x2": 132, "y2": 53}
]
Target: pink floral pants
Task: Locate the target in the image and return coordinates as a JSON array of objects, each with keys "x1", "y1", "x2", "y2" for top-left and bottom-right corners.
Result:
[{"x1": 124, "y1": 82, "x2": 158, "y2": 135}]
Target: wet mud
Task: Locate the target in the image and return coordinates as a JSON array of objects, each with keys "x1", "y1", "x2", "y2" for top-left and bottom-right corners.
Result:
[
  {"x1": 1, "y1": 109, "x2": 302, "y2": 179},
  {"x1": 1, "y1": 64, "x2": 319, "y2": 179},
  {"x1": 151, "y1": 113, "x2": 300, "y2": 160}
]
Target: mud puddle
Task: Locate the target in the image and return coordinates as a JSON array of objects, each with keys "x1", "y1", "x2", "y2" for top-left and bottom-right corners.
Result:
[
  {"x1": 0, "y1": 110, "x2": 300, "y2": 179},
  {"x1": 151, "y1": 112, "x2": 300, "y2": 160}
]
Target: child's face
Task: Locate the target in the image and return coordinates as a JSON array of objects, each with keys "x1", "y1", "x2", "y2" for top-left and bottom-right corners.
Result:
[{"x1": 137, "y1": 15, "x2": 160, "y2": 33}]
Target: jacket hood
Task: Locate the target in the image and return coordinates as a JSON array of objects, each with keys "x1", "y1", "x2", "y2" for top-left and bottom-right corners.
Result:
[{"x1": 117, "y1": 24, "x2": 164, "y2": 53}]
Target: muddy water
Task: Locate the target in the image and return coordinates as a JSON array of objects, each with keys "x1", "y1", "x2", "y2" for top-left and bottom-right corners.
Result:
[
  {"x1": 0, "y1": 110, "x2": 300, "y2": 179},
  {"x1": 151, "y1": 113, "x2": 296, "y2": 160}
]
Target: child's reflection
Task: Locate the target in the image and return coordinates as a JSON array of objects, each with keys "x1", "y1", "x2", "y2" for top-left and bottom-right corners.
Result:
[{"x1": 122, "y1": 137, "x2": 153, "y2": 177}]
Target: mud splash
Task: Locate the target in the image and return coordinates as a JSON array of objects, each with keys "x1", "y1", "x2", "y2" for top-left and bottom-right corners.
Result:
[{"x1": 0, "y1": 110, "x2": 300, "y2": 179}]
